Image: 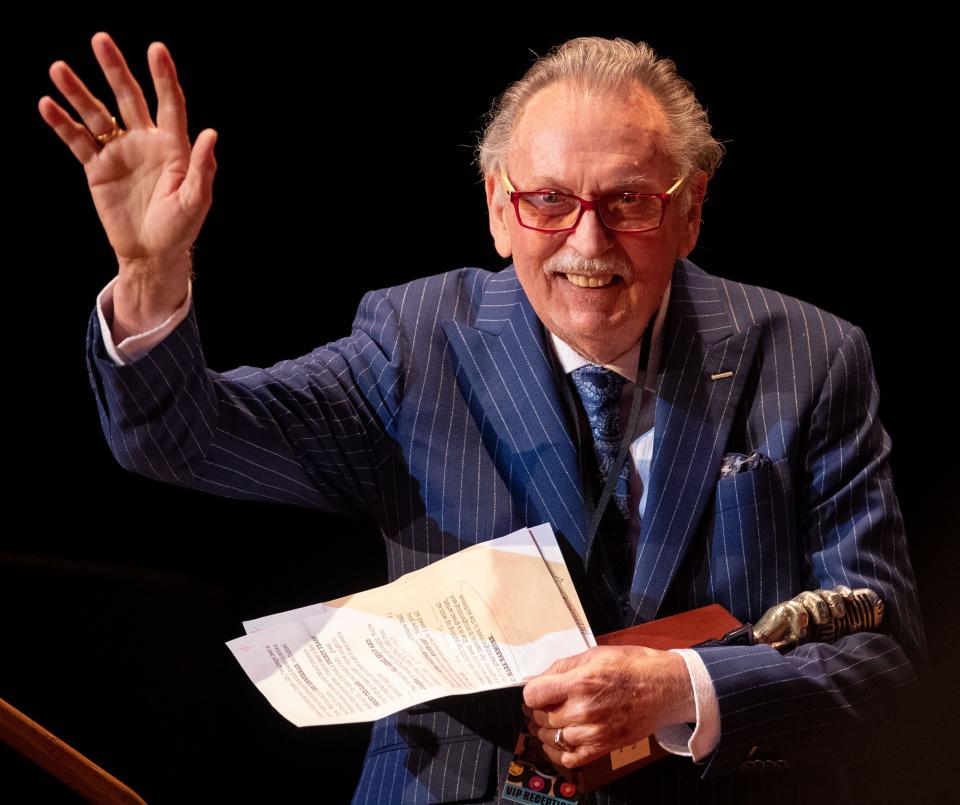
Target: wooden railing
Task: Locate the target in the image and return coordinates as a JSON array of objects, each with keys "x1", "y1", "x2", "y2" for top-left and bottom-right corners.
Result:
[{"x1": 0, "y1": 697, "x2": 147, "y2": 803}]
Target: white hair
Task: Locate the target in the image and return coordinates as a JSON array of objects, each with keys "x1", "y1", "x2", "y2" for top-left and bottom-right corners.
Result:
[{"x1": 475, "y1": 37, "x2": 725, "y2": 212}]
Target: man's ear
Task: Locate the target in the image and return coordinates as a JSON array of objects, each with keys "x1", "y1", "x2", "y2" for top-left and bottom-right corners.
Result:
[
  {"x1": 485, "y1": 174, "x2": 513, "y2": 258},
  {"x1": 677, "y1": 170, "x2": 708, "y2": 259}
]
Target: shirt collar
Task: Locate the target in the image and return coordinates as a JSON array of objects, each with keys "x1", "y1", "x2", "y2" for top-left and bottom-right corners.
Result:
[{"x1": 547, "y1": 282, "x2": 672, "y2": 383}]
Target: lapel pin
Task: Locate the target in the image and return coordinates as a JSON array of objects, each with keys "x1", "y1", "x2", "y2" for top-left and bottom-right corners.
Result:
[{"x1": 710, "y1": 371, "x2": 735, "y2": 381}]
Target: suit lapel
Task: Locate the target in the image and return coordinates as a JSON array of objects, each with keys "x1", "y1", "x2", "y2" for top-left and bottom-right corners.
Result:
[
  {"x1": 629, "y1": 260, "x2": 761, "y2": 624},
  {"x1": 441, "y1": 266, "x2": 590, "y2": 561},
  {"x1": 440, "y1": 260, "x2": 762, "y2": 622}
]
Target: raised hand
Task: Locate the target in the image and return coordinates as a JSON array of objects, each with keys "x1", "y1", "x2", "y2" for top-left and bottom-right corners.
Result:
[{"x1": 39, "y1": 32, "x2": 218, "y2": 336}]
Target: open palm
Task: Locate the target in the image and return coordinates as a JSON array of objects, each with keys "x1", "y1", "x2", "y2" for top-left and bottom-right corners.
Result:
[
  {"x1": 39, "y1": 31, "x2": 217, "y2": 269},
  {"x1": 88, "y1": 123, "x2": 203, "y2": 260}
]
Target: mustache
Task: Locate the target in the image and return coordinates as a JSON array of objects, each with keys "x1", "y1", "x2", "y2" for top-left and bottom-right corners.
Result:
[{"x1": 542, "y1": 252, "x2": 633, "y2": 280}]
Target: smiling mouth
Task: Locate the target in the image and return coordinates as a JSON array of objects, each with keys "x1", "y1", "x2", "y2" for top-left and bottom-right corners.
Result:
[{"x1": 563, "y1": 273, "x2": 620, "y2": 288}]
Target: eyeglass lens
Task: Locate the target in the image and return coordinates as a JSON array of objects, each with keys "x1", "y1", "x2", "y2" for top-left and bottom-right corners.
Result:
[{"x1": 517, "y1": 192, "x2": 663, "y2": 231}]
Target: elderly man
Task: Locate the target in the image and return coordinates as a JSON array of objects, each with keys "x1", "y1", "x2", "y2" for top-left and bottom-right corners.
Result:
[{"x1": 40, "y1": 33, "x2": 923, "y2": 804}]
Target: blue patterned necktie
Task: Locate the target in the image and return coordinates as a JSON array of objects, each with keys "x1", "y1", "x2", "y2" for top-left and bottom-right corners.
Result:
[
  {"x1": 570, "y1": 365, "x2": 634, "y2": 619},
  {"x1": 569, "y1": 365, "x2": 631, "y2": 521}
]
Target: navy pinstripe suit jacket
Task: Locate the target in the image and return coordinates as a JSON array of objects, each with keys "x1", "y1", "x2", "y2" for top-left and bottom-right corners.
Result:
[{"x1": 86, "y1": 257, "x2": 924, "y2": 804}]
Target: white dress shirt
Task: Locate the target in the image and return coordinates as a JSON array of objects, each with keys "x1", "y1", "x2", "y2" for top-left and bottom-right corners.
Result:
[
  {"x1": 95, "y1": 275, "x2": 720, "y2": 761},
  {"x1": 96, "y1": 274, "x2": 194, "y2": 365}
]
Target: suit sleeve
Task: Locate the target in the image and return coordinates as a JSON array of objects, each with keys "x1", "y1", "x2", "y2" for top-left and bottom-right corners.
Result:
[
  {"x1": 691, "y1": 324, "x2": 926, "y2": 777},
  {"x1": 85, "y1": 286, "x2": 405, "y2": 519}
]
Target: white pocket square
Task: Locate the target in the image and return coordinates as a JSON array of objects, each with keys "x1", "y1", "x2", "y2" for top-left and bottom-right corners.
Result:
[{"x1": 719, "y1": 451, "x2": 770, "y2": 479}]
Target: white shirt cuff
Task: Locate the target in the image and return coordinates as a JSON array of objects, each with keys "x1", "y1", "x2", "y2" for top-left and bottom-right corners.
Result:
[
  {"x1": 96, "y1": 275, "x2": 192, "y2": 366},
  {"x1": 653, "y1": 648, "x2": 721, "y2": 762}
]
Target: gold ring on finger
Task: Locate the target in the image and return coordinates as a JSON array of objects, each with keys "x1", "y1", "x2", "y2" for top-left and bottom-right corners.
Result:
[
  {"x1": 553, "y1": 727, "x2": 571, "y2": 752},
  {"x1": 93, "y1": 115, "x2": 124, "y2": 145}
]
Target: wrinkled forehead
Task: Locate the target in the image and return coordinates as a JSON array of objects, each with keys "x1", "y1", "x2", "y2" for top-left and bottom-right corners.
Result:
[{"x1": 508, "y1": 81, "x2": 674, "y2": 183}]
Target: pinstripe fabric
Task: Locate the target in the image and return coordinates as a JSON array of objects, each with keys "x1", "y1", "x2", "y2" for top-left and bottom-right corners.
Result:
[{"x1": 85, "y1": 258, "x2": 924, "y2": 803}]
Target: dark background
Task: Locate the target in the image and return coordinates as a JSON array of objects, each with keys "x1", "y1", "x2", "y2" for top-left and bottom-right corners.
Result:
[{"x1": 5, "y1": 14, "x2": 955, "y2": 803}]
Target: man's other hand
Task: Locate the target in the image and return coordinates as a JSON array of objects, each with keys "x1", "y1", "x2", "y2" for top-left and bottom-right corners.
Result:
[{"x1": 522, "y1": 645, "x2": 695, "y2": 768}]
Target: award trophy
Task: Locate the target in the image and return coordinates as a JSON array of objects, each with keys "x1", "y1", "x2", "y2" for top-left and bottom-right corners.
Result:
[{"x1": 501, "y1": 586, "x2": 884, "y2": 804}]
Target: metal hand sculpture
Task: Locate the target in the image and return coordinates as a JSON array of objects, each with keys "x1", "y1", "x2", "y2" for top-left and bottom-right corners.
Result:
[{"x1": 753, "y1": 585, "x2": 885, "y2": 651}]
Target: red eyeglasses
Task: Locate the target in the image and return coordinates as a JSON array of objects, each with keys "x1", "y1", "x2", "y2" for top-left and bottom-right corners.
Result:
[{"x1": 501, "y1": 171, "x2": 686, "y2": 234}]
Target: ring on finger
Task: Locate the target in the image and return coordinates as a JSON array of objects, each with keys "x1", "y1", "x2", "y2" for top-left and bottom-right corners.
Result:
[
  {"x1": 553, "y1": 727, "x2": 572, "y2": 752},
  {"x1": 93, "y1": 115, "x2": 124, "y2": 145}
]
